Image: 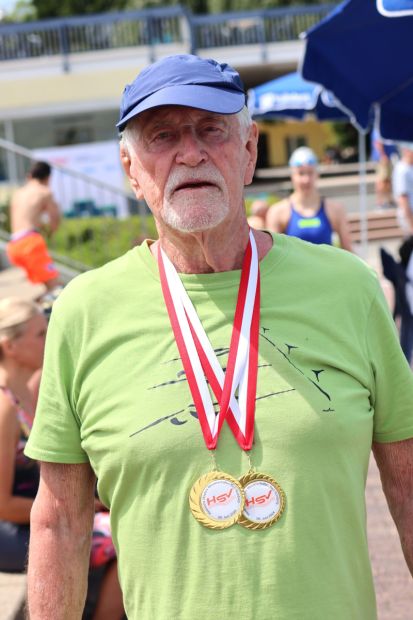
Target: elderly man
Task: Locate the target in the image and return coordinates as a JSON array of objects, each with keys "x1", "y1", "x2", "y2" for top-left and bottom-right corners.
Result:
[{"x1": 26, "y1": 55, "x2": 413, "y2": 620}]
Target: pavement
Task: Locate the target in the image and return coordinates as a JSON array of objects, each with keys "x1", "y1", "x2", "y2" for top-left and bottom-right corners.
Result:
[
  {"x1": 0, "y1": 573, "x2": 25, "y2": 620},
  {"x1": 0, "y1": 266, "x2": 45, "y2": 301},
  {"x1": 0, "y1": 239, "x2": 412, "y2": 618}
]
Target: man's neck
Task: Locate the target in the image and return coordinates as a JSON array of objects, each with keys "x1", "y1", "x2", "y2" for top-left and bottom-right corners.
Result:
[
  {"x1": 0, "y1": 361, "x2": 36, "y2": 399},
  {"x1": 28, "y1": 178, "x2": 48, "y2": 187},
  {"x1": 150, "y1": 223, "x2": 273, "y2": 274}
]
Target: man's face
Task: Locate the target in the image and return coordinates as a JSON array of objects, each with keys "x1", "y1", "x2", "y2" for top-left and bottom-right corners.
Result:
[{"x1": 121, "y1": 106, "x2": 257, "y2": 233}]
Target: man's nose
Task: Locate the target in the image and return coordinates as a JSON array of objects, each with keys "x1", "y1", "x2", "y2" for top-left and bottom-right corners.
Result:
[{"x1": 175, "y1": 129, "x2": 208, "y2": 166}]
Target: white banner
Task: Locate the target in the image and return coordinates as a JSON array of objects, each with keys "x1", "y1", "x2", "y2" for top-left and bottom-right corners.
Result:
[{"x1": 33, "y1": 140, "x2": 129, "y2": 218}]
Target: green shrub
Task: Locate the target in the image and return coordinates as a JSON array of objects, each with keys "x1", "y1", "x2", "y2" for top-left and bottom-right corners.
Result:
[{"x1": 48, "y1": 215, "x2": 158, "y2": 269}]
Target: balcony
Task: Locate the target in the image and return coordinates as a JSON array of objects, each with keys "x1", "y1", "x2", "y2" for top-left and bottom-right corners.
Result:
[{"x1": 0, "y1": 4, "x2": 336, "y2": 75}]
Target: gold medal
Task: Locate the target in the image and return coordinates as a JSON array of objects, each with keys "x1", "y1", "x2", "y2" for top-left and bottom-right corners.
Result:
[
  {"x1": 238, "y1": 471, "x2": 286, "y2": 530},
  {"x1": 189, "y1": 471, "x2": 245, "y2": 530}
]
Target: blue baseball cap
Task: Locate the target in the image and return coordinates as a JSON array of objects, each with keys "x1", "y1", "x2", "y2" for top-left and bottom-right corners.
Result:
[
  {"x1": 117, "y1": 54, "x2": 247, "y2": 131},
  {"x1": 289, "y1": 147, "x2": 318, "y2": 167}
]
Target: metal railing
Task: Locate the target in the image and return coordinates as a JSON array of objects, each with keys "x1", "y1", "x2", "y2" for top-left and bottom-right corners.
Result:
[
  {"x1": 0, "y1": 6, "x2": 190, "y2": 70},
  {"x1": 0, "y1": 4, "x2": 336, "y2": 71},
  {"x1": 191, "y1": 5, "x2": 334, "y2": 50},
  {"x1": 0, "y1": 138, "x2": 150, "y2": 269}
]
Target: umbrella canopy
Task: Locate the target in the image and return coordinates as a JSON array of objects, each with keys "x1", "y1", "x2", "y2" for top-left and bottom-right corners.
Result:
[
  {"x1": 301, "y1": 0, "x2": 413, "y2": 141},
  {"x1": 247, "y1": 71, "x2": 347, "y2": 121}
]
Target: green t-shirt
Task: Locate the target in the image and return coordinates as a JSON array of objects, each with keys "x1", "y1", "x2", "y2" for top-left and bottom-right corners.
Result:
[{"x1": 26, "y1": 234, "x2": 413, "y2": 620}]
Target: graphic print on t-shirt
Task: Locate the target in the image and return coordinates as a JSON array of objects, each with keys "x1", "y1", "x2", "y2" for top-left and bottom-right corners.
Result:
[{"x1": 130, "y1": 325, "x2": 335, "y2": 439}]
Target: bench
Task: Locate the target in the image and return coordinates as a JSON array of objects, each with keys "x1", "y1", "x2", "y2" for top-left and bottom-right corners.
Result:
[
  {"x1": 0, "y1": 572, "x2": 26, "y2": 620},
  {"x1": 347, "y1": 208, "x2": 403, "y2": 244}
]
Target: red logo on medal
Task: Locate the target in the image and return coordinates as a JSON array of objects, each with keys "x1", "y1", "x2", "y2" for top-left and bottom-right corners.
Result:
[
  {"x1": 245, "y1": 489, "x2": 273, "y2": 507},
  {"x1": 206, "y1": 489, "x2": 234, "y2": 506}
]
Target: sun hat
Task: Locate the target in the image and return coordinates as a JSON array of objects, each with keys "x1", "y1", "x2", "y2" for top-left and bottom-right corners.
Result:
[
  {"x1": 289, "y1": 146, "x2": 318, "y2": 167},
  {"x1": 117, "y1": 54, "x2": 247, "y2": 131}
]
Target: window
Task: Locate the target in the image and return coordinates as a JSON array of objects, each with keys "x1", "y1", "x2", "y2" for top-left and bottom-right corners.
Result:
[{"x1": 54, "y1": 116, "x2": 94, "y2": 146}]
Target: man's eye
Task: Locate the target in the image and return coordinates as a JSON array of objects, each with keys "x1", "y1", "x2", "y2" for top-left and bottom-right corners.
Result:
[
  {"x1": 153, "y1": 131, "x2": 174, "y2": 142},
  {"x1": 203, "y1": 126, "x2": 221, "y2": 134},
  {"x1": 200, "y1": 125, "x2": 227, "y2": 141}
]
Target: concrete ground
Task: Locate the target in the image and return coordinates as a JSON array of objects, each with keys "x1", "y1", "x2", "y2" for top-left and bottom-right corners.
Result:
[
  {"x1": 0, "y1": 266, "x2": 45, "y2": 301},
  {"x1": 0, "y1": 573, "x2": 25, "y2": 620}
]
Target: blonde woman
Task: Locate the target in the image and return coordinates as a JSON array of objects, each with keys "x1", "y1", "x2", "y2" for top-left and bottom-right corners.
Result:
[
  {"x1": 0, "y1": 298, "x2": 124, "y2": 620},
  {"x1": 0, "y1": 297, "x2": 46, "y2": 574}
]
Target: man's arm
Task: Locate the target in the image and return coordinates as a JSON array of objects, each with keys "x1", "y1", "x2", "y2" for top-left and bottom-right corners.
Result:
[
  {"x1": 43, "y1": 192, "x2": 61, "y2": 234},
  {"x1": 326, "y1": 200, "x2": 353, "y2": 252},
  {"x1": 27, "y1": 462, "x2": 96, "y2": 619},
  {"x1": 372, "y1": 438, "x2": 413, "y2": 575}
]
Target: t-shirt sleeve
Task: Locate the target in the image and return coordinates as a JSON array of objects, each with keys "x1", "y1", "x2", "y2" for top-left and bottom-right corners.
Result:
[
  {"x1": 366, "y1": 283, "x2": 413, "y2": 443},
  {"x1": 25, "y1": 294, "x2": 89, "y2": 464}
]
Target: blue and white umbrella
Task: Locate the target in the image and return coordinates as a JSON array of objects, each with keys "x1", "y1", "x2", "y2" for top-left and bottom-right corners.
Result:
[
  {"x1": 301, "y1": 0, "x2": 413, "y2": 141},
  {"x1": 247, "y1": 71, "x2": 347, "y2": 121}
]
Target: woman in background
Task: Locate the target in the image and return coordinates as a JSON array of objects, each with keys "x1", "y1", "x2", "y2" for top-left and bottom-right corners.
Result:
[
  {"x1": 266, "y1": 146, "x2": 353, "y2": 251},
  {"x1": 0, "y1": 297, "x2": 124, "y2": 620}
]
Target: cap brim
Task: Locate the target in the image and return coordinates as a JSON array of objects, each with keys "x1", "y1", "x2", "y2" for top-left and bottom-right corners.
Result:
[{"x1": 117, "y1": 84, "x2": 246, "y2": 130}]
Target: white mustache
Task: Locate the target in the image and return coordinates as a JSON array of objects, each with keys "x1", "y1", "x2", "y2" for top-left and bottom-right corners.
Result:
[{"x1": 165, "y1": 166, "x2": 224, "y2": 197}]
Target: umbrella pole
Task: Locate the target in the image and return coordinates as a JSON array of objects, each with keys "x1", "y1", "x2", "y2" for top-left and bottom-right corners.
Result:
[{"x1": 358, "y1": 130, "x2": 368, "y2": 259}]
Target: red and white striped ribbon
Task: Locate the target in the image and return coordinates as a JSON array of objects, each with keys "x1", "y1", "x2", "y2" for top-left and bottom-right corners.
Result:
[{"x1": 158, "y1": 230, "x2": 260, "y2": 450}]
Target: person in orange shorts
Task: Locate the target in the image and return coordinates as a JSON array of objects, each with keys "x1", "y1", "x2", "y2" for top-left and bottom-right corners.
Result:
[{"x1": 7, "y1": 161, "x2": 61, "y2": 291}]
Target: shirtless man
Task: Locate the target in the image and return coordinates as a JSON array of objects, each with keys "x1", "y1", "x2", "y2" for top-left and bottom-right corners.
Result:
[
  {"x1": 7, "y1": 161, "x2": 61, "y2": 291},
  {"x1": 266, "y1": 147, "x2": 353, "y2": 251}
]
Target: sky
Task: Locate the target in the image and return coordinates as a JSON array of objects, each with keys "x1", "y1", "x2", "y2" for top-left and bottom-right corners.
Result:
[{"x1": 0, "y1": 0, "x2": 18, "y2": 13}]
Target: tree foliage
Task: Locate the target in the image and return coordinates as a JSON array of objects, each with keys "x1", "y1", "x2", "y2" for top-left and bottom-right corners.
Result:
[
  {"x1": 26, "y1": 0, "x2": 334, "y2": 19},
  {"x1": 32, "y1": 0, "x2": 129, "y2": 19},
  {"x1": 127, "y1": 0, "x2": 333, "y2": 14}
]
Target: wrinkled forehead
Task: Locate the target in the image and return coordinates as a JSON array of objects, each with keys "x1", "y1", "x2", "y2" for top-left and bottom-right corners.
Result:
[{"x1": 137, "y1": 105, "x2": 234, "y2": 127}]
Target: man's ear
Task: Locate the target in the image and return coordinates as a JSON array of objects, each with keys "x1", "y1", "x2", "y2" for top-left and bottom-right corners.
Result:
[
  {"x1": 1, "y1": 338, "x2": 15, "y2": 358},
  {"x1": 120, "y1": 144, "x2": 143, "y2": 199},
  {"x1": 243, "y1": 122, "x2": 259, "y2": 187}
]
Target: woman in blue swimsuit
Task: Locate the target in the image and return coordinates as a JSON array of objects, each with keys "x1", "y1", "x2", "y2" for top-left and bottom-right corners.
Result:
[{"x1": 265, "y1": 147, "x2": 353, "y2": 251}]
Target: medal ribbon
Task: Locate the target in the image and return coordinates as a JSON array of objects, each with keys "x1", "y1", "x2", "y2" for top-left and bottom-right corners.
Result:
[{"x1": 158, "y1": 230, "x2": 260, "y2": 450}]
